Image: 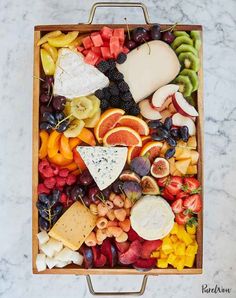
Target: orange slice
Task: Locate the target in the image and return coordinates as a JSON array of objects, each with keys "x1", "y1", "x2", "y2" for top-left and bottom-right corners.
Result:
[
  {"x1": 140, "y1": 141, "x2": 163, "y2": 163},
  {"x1": 117, "y1": 115, "x2": 149, "y2": 135},
  {"x1": 103, "y1": 126, "x2": 142, "y2": 147},
  {"x1": 94, "y1": 108, "x2": 125, "y2": 143},
  {"x1": 127, "y1": 136, "x2": 152, "y2": 164}
]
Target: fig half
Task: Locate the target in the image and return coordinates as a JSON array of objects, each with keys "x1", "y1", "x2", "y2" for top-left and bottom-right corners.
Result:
[
  {"x1": 141, "y1": 176, "x2": 160, "y2": 195},
  {"x1": 151, "y1": 157, "x2": 170, "y2": 178}
]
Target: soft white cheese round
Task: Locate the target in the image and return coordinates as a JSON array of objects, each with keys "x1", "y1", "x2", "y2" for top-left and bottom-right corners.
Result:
[{"x1": 130, "y1": 195, "x2": 175, "y2": 240}]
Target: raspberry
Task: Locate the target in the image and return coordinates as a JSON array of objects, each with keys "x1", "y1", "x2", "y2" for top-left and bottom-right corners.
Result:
[
  {"x1": 39, "y1": 160, "x2": 54, "y2": 177},
  {"x1": 56, "y1": 176, "x2": 67, "y2": 187},
  {"x1": 59, "y1": 168, "x2": 70, "y2": 178},
  {"x1": 51, "y1": 164, "x2": 59, "y2": 176},
  {"x1": 38, "y1": 183, "x2": 50, "y2": 194},
  {"x1": 66, "y1": 174, "x2": 77, "y2": 185},
  {"x1": 44, "y1": 177, "x2": 56, "y2": 189},
  {"x1": 59, "y1": 193, "x2": 68, "y2": 204}
]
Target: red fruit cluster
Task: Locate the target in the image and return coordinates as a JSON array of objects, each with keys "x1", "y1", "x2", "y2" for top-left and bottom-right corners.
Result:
[
  {"x1": 157, "y1": 176, "x2": 202, "y2": 225},
  {"x1": 38, "y1": 159, "x2": 77, "y2": 195}
]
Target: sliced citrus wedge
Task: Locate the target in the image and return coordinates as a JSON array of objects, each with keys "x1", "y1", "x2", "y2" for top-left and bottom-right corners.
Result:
[
  {"x1": 116, "y1": 115, "x2": 149, "y2": 135},
  {"x1": 140, "y1": 141, "x2": 163, "y2": 162}
]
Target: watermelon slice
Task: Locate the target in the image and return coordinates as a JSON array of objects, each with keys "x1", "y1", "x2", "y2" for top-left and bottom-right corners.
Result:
[
  {"x1": 91, "y1": 32, "x2": 103, "y2": 47},
  {"x1": 92, "y1": 47, "x2": 102, "y2": 56},
  {"x1": 110, "y1": 36, "x2": 120, "y2": 56},
  {"x1": 113, "y1": 28, "x2": 125, "y2": 43},
  {"x1": 84, "y1": 50, "x2": 99, "y2": 65},
  {"x1": 100, "y1": 26, "x2": 113, "y2": 40},
  {"x1": 82, "y1": 36, "x2": 93, "y2": 49},
  {"x1": 101, "y1": 47, "x2": 113, "y2": 59}
]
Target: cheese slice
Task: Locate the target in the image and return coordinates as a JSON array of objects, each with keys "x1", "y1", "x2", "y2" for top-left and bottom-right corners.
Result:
[
  {"x1": 77, "y1": 146, "x2": 127, "y2": 190},
  {"x1": 53, "y1": 48, "x2": 109, "y2": 98},
  {"x1": 116, "y1": 40, "x2": 180, "y2": 103},
  {"x1": 130, "y1": 195, "x2": 175, "y2": 240},
  {"x1": 49, "y1": 202, "x2": 97, "y2": 250}
]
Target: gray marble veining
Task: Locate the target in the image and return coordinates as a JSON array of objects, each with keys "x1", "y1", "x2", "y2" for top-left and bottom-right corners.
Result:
[{"x1": 0, "y1": 0, "x2": 236, "y2": 297}]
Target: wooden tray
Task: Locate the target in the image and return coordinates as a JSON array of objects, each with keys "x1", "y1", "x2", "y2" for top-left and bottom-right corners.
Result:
[{"x1": 32, "y1": 2, "x2": 203, "y2": 280}]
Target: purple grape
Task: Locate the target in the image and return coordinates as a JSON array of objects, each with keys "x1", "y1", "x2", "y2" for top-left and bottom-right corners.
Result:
[
  {"x1": 162, "y1": 31, "x2": 175, "y2": 44},
  {"x1": 40, "y1": 105, "x2": 53, "y2": 115},
  {"x1": 41, "y1": 112, "x2": 56, "y2": 126},
  {"x1": 78, "y1": 170, "x2": 94, "y2": 186},
  {"x1": 39, "y1": 122, "x2": 53, "y2": 132}
]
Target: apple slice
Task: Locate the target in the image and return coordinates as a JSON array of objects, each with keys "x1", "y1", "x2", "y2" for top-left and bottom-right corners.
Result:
[
  {"x1": 158, "y1": 96, "x2": 172, "y2": 112},
  {"x1": 172, "y1": 92, "x2": 198, "y2": 117},
  {"x1": 139, "y1": 99, "x2": 162, "y2": 120},
  {"x1": 172, "y1": 113, "x2": 196, "y2": 136},
  {"x1": 152, "y1": 84, "x2": 179, "y2": 108}
]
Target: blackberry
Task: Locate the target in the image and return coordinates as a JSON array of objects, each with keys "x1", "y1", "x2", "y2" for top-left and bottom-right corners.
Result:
[
  {"x1": 97, "y1": 60, "x2": 110, "y2": 73},
  {"x1": 107, "y1": 59, "x2": 116, "y2": 69},
  {"x1": 122, "y1": 91, "x2": 133, "y2": 101},
  {"x1": 109, "y1": 84, "x2": 120, "y2": 96},
  {"x1": 120, "y1": 100, "x2": 133, "y2": 112},
  {"x1": 118, "y1": 80, "x2": 129, "y2": 92},
  {"x1": 129, "y1": 105, "x2": 140, "y2": 116},
  {"x1": 100, "y1": 99, "x2": 110, "y2": 110},
  {"x1": 103, "y1": 87, "x2": 111, "y2": 100},
  {"x1": 117, "y1": 52, "x2": 127, "y2": 64},
  {"x1": 110, "y1": 97, "x2": 120, "y2": 108},
  {"x1": 112, "y1": 70, "x2": 124, "y2": 81},
  {"x1": 94, "y1": 89, "x2": 104, "y2": 99}
]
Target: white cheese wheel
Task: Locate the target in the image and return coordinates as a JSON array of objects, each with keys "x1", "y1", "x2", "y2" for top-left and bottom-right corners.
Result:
[
  {"x1": 130, "y1": 195, "x2": 175, "y2": 240},
  {"x1": 116, "y1": 40, "x2": 180, "y2": 103}
]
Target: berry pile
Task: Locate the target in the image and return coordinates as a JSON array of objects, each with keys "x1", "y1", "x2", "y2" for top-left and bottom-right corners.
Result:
[{"x1": 95, "y1": 55, "x2": 140, "y2": 116}]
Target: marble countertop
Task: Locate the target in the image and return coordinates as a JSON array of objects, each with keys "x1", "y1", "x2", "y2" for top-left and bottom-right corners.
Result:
[{"x1": 0, "y1": 0, "x2": 236, "y2": 297}]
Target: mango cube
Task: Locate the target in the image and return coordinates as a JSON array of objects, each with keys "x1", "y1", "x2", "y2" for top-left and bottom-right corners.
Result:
[
  {"x1": 176, "y1": 256, "x2": 185, "y2": 271},
  {"x1": 182, "y1": 231, "x2": 193, "y2": 246},
  {"x1": 170, "y1": 234, "x2": 178, "y2": 243},
  {"x1": 160, "y1": 250, "x2": 168, "y2": 259},
  {"x1": 170, "y1": 222, "x2": 179, "y2": 235},
  {"x1": 186, "y1": 244, "x2": 198, "y2": 256},
  {"x1": 184, "y1": 255, "x2": 195, "y2": 267},
  {"x1": 186, "y1": 225, "x2": 196, "y2": 235},
  {"x1": 162, "y1": 237, "x2": 173, "y2": 251},
  {"x1": 176, "y1": 225, "x2": 185, "y2": 240},
  {"x1": 151, "y1": 251, "x2": 160, "y2": 258},
  {"x1": 189, "y1": 234, "x2": 196, "y2": 240},
  {"x1": 157, "y1": 258, "x2": 168, "y2": 268},
  {"x1": 167, "y1": 253, "x2": 177, "y2": 266},
  {"x1": 175, "y1": 242, "x2": 186, "y2": 256}
]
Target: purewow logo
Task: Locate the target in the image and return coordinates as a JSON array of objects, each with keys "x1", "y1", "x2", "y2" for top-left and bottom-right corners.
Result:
[{"x1": 202, "y1": 284, "x2": 232, "y2": 294}]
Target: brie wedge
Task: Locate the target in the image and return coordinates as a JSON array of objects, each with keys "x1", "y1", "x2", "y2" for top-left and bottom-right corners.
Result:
[
  {"x1": 53, "y1": 48, "x2": 109, "y2": 98},
  {"x1": 130, "y1": 195, "x2": 175, "y2": 240}
]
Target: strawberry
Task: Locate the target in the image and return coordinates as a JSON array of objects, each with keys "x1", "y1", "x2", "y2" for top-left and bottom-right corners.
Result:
[
  {"x1": 183, "y1": 177, "x2": 201, "y2": 194},
  {"x1": 183, "y1": 194, "x2": 202, "y2": 213},
  {"x1": 171, "y1": 198, "x2": 184, "y2": 214},
  {"x1": 157, "y1": 176, "x2": 170, "y2": 187},
  {"x1": 166, "y1": 176, "x2": 183, "y2": 196},
  {"x1": 161, "y1": 188, "x2": 175, "y2": 201},
  {"x1": 175, "y1": 212, "x2": 192, "y2": 225},
  {"x1": 176, "y1": 191, "x2": 189, "y2": 200}
]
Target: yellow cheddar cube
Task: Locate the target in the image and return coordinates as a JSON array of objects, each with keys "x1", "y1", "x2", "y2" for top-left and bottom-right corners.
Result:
[
  {"x1": 160, "y1": 250, "x2": 168, "y2": 259},
  {"x1": 157, "y1": 258, "x2": 168, "y2": 268},
  {"x1": 170, "y1": 222, "x2": 179, "y2": 234},
  {"x1": 151, "y1": 251, "x2": 160, "y2": 258},
  {"x1": 175, "y1": 242, "x2": 186, "y2": 256},
  {"x1": 167, "y1": 253, "x2": 177, "y2": 266},
  {"x1": 186, "y1": 244, "x2": 198, "y2": 256},
  {"x1": 170, "y1": 234, "x2": 178, "y2": 243},
  {"x1": 184, "y1": 255, "x2": 195, "y2": 267},
  {"x1": 162, "y1": 237, "x2": 173, "y2": 251},
  {"x1": 182, "y1": 231, "x2": 193, "y2": 246},
  {"x1": 176, "y1": 256, "x2": 185, "y2": 271},
  {"x1": 186, "y1": 225, "x2": 196, "y2": 235}
]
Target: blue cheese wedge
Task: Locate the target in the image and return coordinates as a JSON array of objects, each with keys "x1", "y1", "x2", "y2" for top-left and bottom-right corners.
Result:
[
  {"x1": 77, "y1": 146, "x2": 128, "y2": 190},
  {"x1": 130, "y1": 195, "x2": 175, "y2": 240},
  {"x1": 53, "y1": 48, "x2": 109, "y2": 98}
]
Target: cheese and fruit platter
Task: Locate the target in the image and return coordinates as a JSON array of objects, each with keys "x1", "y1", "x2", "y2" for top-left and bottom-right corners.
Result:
[{"x1": 33, "y1": 9, "x2": 203, "y2": 276}]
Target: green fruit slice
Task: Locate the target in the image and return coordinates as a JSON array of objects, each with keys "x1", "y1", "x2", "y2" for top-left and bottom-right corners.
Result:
[
  {"x1": 171, "y1": 36, "x2": 193, "y2": 50},
  {"x1": 70, "y1": 96, "x2": 93, "y2": 119},
  {"x1": 175, "y1": 44, "x2": 198, "y2": 56},
  {"x1": 180, "y1": 69, "x2": 199, "y2": 92},
  {"x1": 173, "y1": 75, "x2": 193, "y2": 97},
  {"x1": 173, "y1": 31, "x2": 190, "y2": 37},
  {"x1": 190, "y1": 31, "x2": 201, "y2": 51},
  {"x1": 84, "y1": 108, "x2": 101, "y2": 128},
  {"x1": 178, "y1": 52, "x2": 200, "y2": 72},
  {"x1": 185, "y1": 95, "x2": 196, "y2": 107},
  {"x1": 64, "y1": 119, "x2": 85, "y2": 138},
  {"x1": 87, "y1": 95, "x2": 100, "y2": 118}
]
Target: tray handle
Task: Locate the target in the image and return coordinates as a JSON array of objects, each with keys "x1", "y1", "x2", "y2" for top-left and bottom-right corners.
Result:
[
  {"x1": 86, "y1": 275, "x2": 148, "y2": 296},
  {"x1": 87, "y1": 2, "x2": 151, "y2": 24}
]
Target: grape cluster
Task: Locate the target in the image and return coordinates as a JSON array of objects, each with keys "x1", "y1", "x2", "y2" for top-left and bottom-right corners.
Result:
[{"x1": 39, "y1": 76, "x2": 69, "y2": 133}]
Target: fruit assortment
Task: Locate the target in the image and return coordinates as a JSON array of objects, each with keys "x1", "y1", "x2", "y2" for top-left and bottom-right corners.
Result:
[{"x1": 35, "y1": 24, "x2": 202, "y2": 273}]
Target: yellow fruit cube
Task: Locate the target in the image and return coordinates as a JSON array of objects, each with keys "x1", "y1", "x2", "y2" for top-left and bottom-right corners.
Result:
[
  {"x1": 162, "y1": 248, "x2": 173, "y2": 255},
  {"x1": 176, "y1": 224, "x2": 185, "y2": 240},
  {"x1": 189, "y1": 234, "x2": 196, "y2": 240},
  {"x1": 175, "y1": 159, "x2": 192, "y2": 175},
  {"x1": 182, "y1": 231, "x2": 193, "y2": 246},
  {"x1": 186, "y1": 165, "x2": 198, "y2": 175},
  {"x1": 170, "y1": 235, "x2": 178, "y2": 243},
  {"x1": 187, "y1": 136, "x2": 197, "y2": 149},
  {"x1": 160, "y1": 250, "x2": 168, "y2": 259},
  {"x1": 176, "y1": 256, "x2": 185, "y2": 271},
  {"x1": 186, "y1": 225, "x2": 196, "y2": 235},
  {"x1": 190, "y1": 150, "x2": 199, "y2": 165},
  {"x1": 186, "y1": 244, "x2": 198, "y2": 256},
  {"x1": 184, "y1": 255, "x2": 195, "y2": 267},
  {"x1": 151, "y1": 251, "x2": 160, "y2": 258},
  {"x1": 175, "y1": 242, "x2": 186, "y2": 256},
  {"x1": 170, "y1": 223, "x2": 179, "y2": 235},
  {"x1": 157, "y1": 258, "x2": 168, "y2": 268},
  {"x1": 167, "y1": 253, "x2": 177, "y2": 266},
  {"x1": 162, "y1": 237, "x2": 173, "y2": 251}
]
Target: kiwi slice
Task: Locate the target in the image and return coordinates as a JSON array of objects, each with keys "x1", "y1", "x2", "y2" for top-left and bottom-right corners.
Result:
[
  {"x1": 180, "y1": 69, "x2": 199, "y2": 92},
  {"x1": 175, "y1": 44, "x2": 198, "y2": 57},
  {"x1": 174, "y1": 75, "x2": 193, "y2": 97},
  {"x1": 171, "y1": 36, "x2": 193, "y2": 50},
  {"x1": 185, "y1": 95, "x2": 196, "y2": 107},
  {"x1": 178, "y1": 52, "x2": 200, "y2": 72},
  {"x1": 190, "y1": 31, "x2": 201, "y2": 51},
  {"x1": 174, "y1": 31, "x2": 190, "y2": 37}
]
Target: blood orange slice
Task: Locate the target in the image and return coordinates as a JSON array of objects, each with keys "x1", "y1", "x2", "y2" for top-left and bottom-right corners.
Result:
[
  {"x1": 117, "y1": 115, "x2": 149, "y2": 135},
  {"x1": 103, "y1": 127, "x2": 142, "y2": 147},
  {"x1": 140, "y1": 141, "x2": 163, "y2": 163},
  {"x1": 127, "y1": 136, "x2": 152, "y2": 164},
  {"x1": 94, "y1": 108, "x2": 125, "y2": 143}
]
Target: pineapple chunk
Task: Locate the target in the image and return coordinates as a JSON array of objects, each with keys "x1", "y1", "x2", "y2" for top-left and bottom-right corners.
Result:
[
  {"x1": 182, "y1": 231, "x2": 193, "y2": 246},
  {"x1": 186, "y1": 244, "x2": 198, "y2": 256},
  {"x1": 167, "y1": 253, "x2": 177, "y2": 266},
  {"x1": 176, "y1": 256, "x2": 185, "y2": 271},
  {"x1": 190, "y1": 150, "x2": 199, "y2": 165},
  {"x1": 162, "y1": 237, "x2": 173, "y2": 251},
  {"x1": 170, "y1": 222, "x2": 179, "y2": 235},
  {"x1": 186, "y1": 165, "x2": 198, "y2": 175},
  {"x1": 176, "y1": 224, "x2": 185, "y2": 240},
  {"x1": 186, "y1": 225, "x2": 197, "y2": 235},
  {"x1": 160, "y1": 250, "x2": 168, "y2": 259},
  {"x1": 184, "y1": 255, "x2": 195, "y2": 267},
  {"x1": 170, "y1": 234, "x2": 178, "y2": 243},
  {"x1": 175, "y1": 242, "x2": 186, "y2": 256},
  {"x1": 151, "y1": 251, "x2": 160, "y2": 258},
  {"x1": 157, "y1": 258, "x2": 168, "y2": 268},
  {"x1": 175, "y1": 158, "x2": 191, "y2": 175},
  {"x1": 187, "y1": 136, "x2": 197, "y2": 149},
  {"x1": 189, "y1": 234, "x2": 196, "y2": 240}
]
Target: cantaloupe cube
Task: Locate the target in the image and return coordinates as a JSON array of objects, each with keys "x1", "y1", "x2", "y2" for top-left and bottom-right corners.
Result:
[
  {"x1": 151, "y1": 251, "x2": 160, "y2": 258},
  {"x1": 160, "y1": 250, "x2": 168, "y2": 259},
  {"x1": 157, "y1": 258, "x2": 168, "y2": 268},
  {"x1": 170, "y1": 234, "x2": 178, "y2": 243},
  {"x1": 186, "y1": 225, "x2": 196, "y2": 235},
  {"x1": 190, "y1": 150, "x2": 199, "y2": 165},
  {"x1": 186, "y1": 244, "x2": 198, "y2": 256},
  {"x1": 175, "y1": 159, "x2": 192, "y2": 175},
  {"x1": 176, "y1": 256, "x2": 185, "y2": 271},
  {"x1": 170, "y1": 222, "x2": 179, "y2": 235},
  {"x1": 167, "y1": 253, "x2": 177, "y2": 266},
  {"x1": 175, "y1": 242, "x2": 186, "y2": 256},
  {"x1": 184, "y1": 255, "x2": 195, "y2": 267},
  {"x1": 186, "y1": 165, "x2": 198, "y2": 175},
  {"x1": 187, "y1": 136, "x2": 197, "y2": 149}
]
